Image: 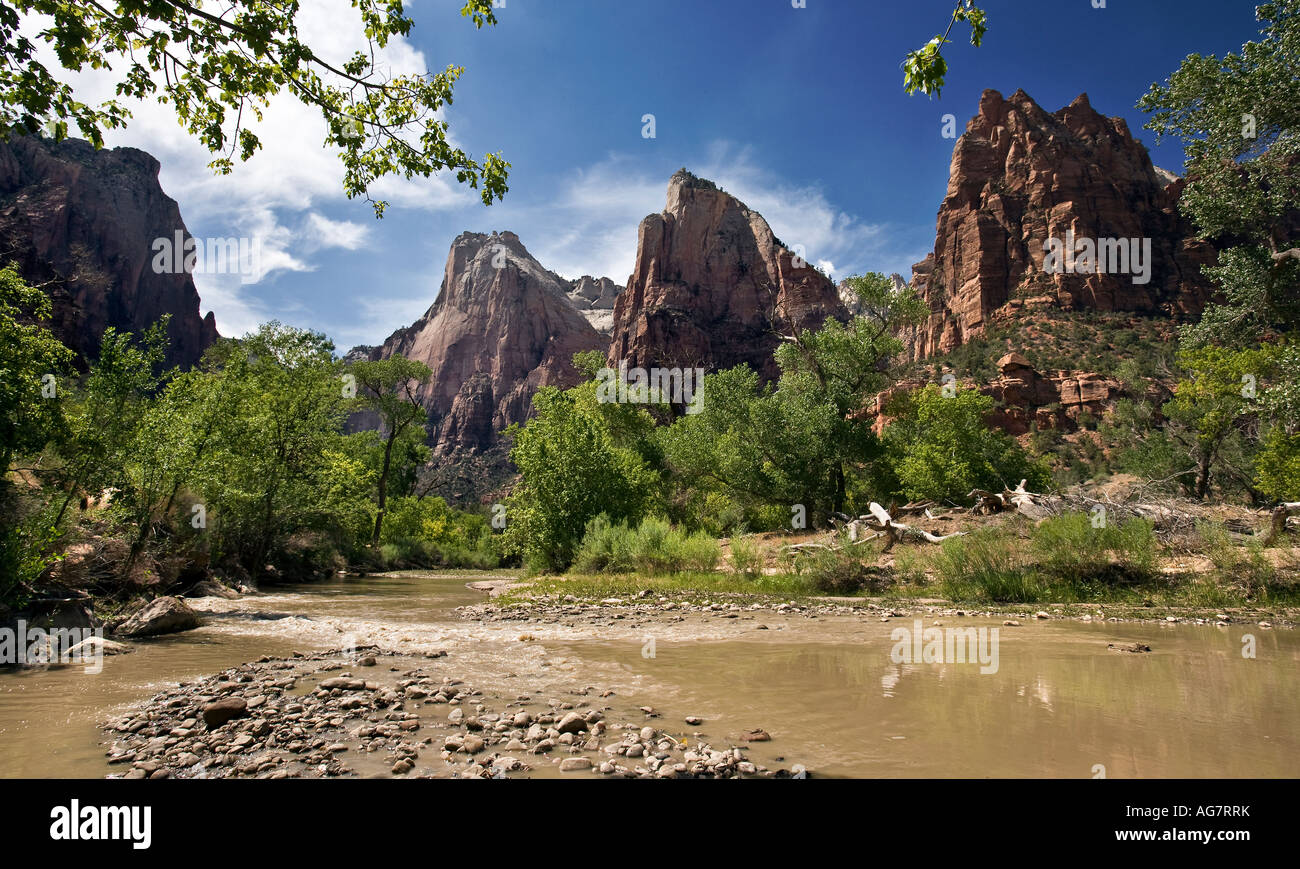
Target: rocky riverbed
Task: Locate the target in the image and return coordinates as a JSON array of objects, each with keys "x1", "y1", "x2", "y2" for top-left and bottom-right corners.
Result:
[
  {"x1": 100, "y1": 645, "x2": 806, "y2": 779},
  {"x1": 457, "y1": 590, "x2": 1294, "y2": 629}
]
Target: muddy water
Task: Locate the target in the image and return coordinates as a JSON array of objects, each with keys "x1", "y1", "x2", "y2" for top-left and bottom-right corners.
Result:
[{"x1": 1, "y1": 572, "x2": 1296, "y2": 778}]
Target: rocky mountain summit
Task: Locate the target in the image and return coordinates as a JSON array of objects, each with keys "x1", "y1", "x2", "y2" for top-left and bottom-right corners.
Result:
[
  {"x1": 0, "y1": 135, "x2": 217, "y2": 368},
  {"x1": 608, "y1": 169, "x2": 844, "y2": 380},
  {"x1": 905, "y1": 88, "x2": 1216, "y2": 360},
  {"x1": 364, "y1": 231, "x2": 605, "y2": 458}
]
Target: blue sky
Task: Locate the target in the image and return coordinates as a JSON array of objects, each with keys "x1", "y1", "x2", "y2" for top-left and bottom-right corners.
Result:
[{"x1": 84, "y1": 0, "x2": 1267, "y2": 350}]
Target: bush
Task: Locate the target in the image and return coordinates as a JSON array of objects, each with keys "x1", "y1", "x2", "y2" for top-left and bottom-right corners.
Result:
[
  {"x1": 572, "y1": 515, "x2": 637, "y2": 574},
  {"x1": 934, "y1": 528, "x2": 1040, "y2": 602},
  {"x1": 372, "y1": 496, "x2": 499, "y2": 569},
  {"x1": 1030, "y1": 513, "x2": 1158, "y2": 584},
  {"x1": 572, "y1": 515, "x2": 719, "y2": 575},
  {"x1": 803, "y1": 547, "x2": 883, "y2": 595},
  {"x1": 729, "y1": 535, "x2": 763, "y2": 576},
  {"x1": 1196, "y1": 521, "x2": 1284, "y2": 598}
]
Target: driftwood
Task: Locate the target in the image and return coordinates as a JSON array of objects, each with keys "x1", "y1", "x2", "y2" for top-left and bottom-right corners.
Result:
[
  {"x1": 966, "y1": 480, "x2": 1193, "y2": 531},
  {"x1": 865, "y1": 502, "x2": 967, "y2": 552}
]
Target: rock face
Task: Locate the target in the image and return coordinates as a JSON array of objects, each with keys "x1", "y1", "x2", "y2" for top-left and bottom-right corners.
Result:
[
  {"x1": 609, "y1": 170, "x2": 844, "y2": 380},
  {"x1": 368, "y1": 231, "x2": 606, "y2": 457},
  {"x1": 984, "y1": 353, "x2": 1122, "y2": 435},
  {"x1": 565, "y1": 275, "x2": 623, "y2": 334},
  {"x1": 0, "y1": 136, "x2": 218, "y2": 368},
  {"x1": 871, "y1": 353, "x2": 1123, "y2": 437},
  {"x1": 906, "y1": 89, "x2": 1216, "y2": 360}
]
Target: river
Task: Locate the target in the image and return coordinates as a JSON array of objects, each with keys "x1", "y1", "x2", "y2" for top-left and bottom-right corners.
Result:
[{"x1": 1, "y1": 571, "x2": 1297, "y2": 778}]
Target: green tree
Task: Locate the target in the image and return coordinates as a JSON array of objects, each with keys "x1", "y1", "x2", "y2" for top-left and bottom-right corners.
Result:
[
  {"x1": 1163, "y1": 345, "x2": 1273, "y2": 501},
  {"x1": 503, "y1": 366, "x2": 660, "y2": 572},
  {"x1": 116, "y1": 364, "x2": 233, "y2": 575},
  {"x1": 196, "y1": 323, "x2": 357, "y2": 570},
  {"x1": 49, "y1": 319, "x2": 171, "y2": 526},
  {"x1": 0, "y1": 264, "x2": 73, "y2": 475},
  {"x1": 350, "y1": 355, "x2": 432, "y2": 546},
  {"x1": 1140, "y1": 1, "x2": 1300, "y2": 502},
  {"x1": 775, "y1": 272, "x2": 927, "y2": 513},
  {"x1": 883, "y1": 384, "x2": 1050, "y2": 503},
  {"x1": 0, "y1": 265, "x2": 74, "y2": 598},
  {"x1": 0, "y1": 0, "x2": 509, "y2": 215},
  {"x1": 661, "y1": 273, "x2": 925, "y2": 526}
]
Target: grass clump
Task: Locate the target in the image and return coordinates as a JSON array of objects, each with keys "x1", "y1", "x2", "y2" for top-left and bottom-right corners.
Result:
[
  {"x1": 572, "y1": 515, "x2": 719, "y2": 576},
  {"x1": 728, "y1": 535, "x2": 764, "y2": 576},
  {"x1": 934, "y1": 527, "x2": 1041, "y2": 602},
  {"x1": 1030, "y1": 513, "x2": 1158, "y2": 585}
]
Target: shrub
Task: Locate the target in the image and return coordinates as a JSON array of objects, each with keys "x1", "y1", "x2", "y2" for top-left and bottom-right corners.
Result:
[
  {"x1": 572, "y1": 515, "x2": 719, "y2": 575},
  {"x1": 803, "y1": 547, "x2": 881, "y2": 595},
  {"x1": 572, "y1": 515, "x2": 637, "y2": 574},
  {"x1": 1030, "y1": 513, "x2": 1158, "y2": 584},
  {"x1": 1196, "y1": 521, "x2": 1283, "y2": 598},
  {"x1": 729, "y1": 535, "x2": 763, "y2": 576},
  {"x1": 933, "y1": 527, "x2": 1040, "y2": 602}
]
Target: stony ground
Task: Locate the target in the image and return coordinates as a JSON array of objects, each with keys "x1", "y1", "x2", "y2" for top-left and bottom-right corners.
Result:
[{"x1": 101, "y1": 646, "x2": 804, "y2": 780}]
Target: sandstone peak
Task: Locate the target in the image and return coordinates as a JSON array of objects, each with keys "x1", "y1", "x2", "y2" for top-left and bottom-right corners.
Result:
[
  {"x1": 369, "y1": 231, "x2": 604, "y2": 458},
  {"x1": 609, "y1": 171, "x2": 844, "y2": 379},
  {"x1": 905, "y1": 89, "x2": 1216, "y2": 360}
]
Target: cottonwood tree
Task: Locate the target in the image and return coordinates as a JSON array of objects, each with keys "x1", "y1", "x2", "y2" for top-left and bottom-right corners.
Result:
[
  {"x1": 661, "y1": 273, "x2": 926, "y2": 524},
  {"x1": 503, "y1": 353, "x2": 662, "y2": 571},
  {"x1": 0, "y1": 0, "x2": 509, "y2": 215},
  {"x1": 0, "y1": 265, "x2": 74, "y2": 595},
  {"x1": 350, "y1": 355, "x2": 431, "y2": 546},
  {"x1": 1141, "y1": 1, "x2": 1300, "y2": 501},
  {"x1": 195, "y1": 323, "x2": 359, "y2": 570}
]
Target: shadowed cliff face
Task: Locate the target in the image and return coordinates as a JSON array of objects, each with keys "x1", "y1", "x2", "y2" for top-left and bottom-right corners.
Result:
[
  {"x1": 608, "y1": 169, "x2": 845, "y2": 381},
  {"x1": 0, "y1": 136, "x2": 217, "y2": 368},
  {"x1": 370, "y1": 231, "x2": 606, "y2": 457},
  {"x1": 906, "y1": 88, "x2": 1217, "y2": 361}
]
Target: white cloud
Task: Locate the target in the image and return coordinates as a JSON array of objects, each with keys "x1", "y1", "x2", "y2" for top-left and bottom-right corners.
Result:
[
  {"x1": 301, "y1": 213, "x2": 372, "y2": 253},
  {"x1": 23, "y1": 0, "x2": 479, "y2": 330},
  {"x1": 694, "y1": 142, "x2": 917, "y2": 281},
  {"x1": 509, "y1": 144, "x2": 928, "y2": 291}
]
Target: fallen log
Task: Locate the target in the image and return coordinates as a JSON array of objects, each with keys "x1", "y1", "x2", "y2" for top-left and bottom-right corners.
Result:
[{"x1": 866, "y1": 502, "x2": 966, "y2": 551}]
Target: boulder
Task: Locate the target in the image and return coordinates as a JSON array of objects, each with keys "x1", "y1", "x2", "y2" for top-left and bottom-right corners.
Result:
[
  {"x1": 202, "y1": 697, "x2": 248, "y2": 729},
  {"x1": 184, "y1": 580, "x2": 239, "y2": 600},
  {"x1": 115, "y1": 596, "x2": 200, "y2": 638}
]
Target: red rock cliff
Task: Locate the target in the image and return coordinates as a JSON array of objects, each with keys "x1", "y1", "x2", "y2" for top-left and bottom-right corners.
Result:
[
  {"x1": 906, "y1": 89, "x2": 1216, "y2": 360},
  {"x1": 0, "y1": 136, "x2": 217, "y2": 368},
  {"x1": 370, "y1": 231, "x2": 606, "y2": 456},
  {"x1": 608, "y1": 169, "x2": 844, "y2": 380}
]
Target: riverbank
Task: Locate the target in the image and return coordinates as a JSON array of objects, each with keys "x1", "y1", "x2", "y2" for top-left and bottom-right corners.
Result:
[{"x1": 1, "y1": 570, "x2": 1293, "y2": 779}]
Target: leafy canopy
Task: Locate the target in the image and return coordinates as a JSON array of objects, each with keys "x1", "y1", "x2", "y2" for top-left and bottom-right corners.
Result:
[
  {"x1": 903, "y1": 1, "x2": 988, "y2": 97},
  {"x1": 0, "y1": 0, "x2": 509, "y2": 216}
]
